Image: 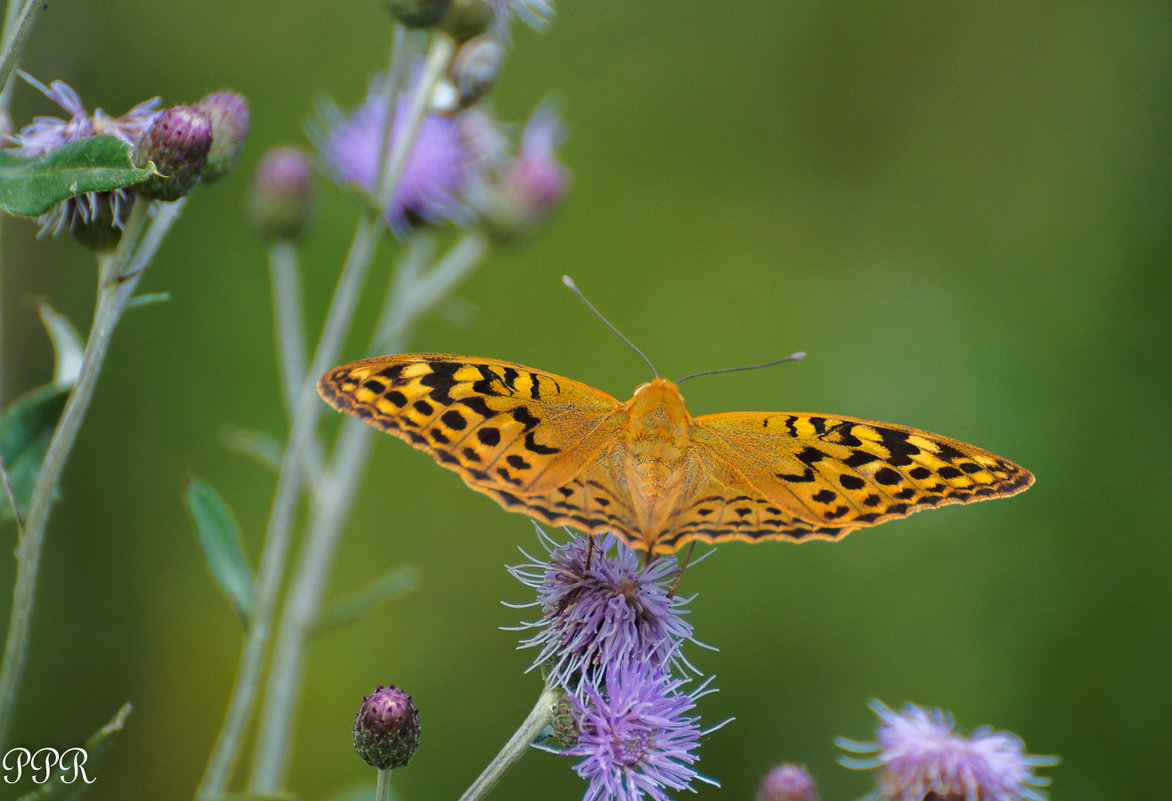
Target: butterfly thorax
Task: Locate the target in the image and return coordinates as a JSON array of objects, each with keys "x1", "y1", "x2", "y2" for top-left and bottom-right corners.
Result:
[{"x1": 621, "y1": 379, "x2": 694, "y2": 540}]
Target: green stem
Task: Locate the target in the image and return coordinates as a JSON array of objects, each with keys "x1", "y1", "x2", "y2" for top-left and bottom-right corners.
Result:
[
  {"x1": 458, "y1": 683, "x2": 559, "y2": 801},
  {"x1": 0, "y1": 198, "x2": 182, "y2": 750},
  {"x1": 210, "y1": 31, "x2": 458, "y2": 800},
  {"x1": 375, "y1": 768, "x2": 393, "y2": 801},
  {"x1": 0, "y1": 0, "x2": 46, "y2": 104}
]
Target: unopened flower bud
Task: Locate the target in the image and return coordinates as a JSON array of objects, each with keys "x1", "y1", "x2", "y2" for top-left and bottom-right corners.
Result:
[
  {"x1": 441, "y1": 0, "x2": 494, "y2": 41},
  {"x1": 248, "y1": 146, "x2": 315, "y2": 240},
  {"x1": 546, "y1": 695, "x2": 579, "y2": 748},
  {"x1": 385, "y1": 0, "x2": 451, "y2": 27},
  {"x1": 133, "y1": 105, "x2": 212, "y2": 201},
  {"x1": 353, "y1": 684, "x2": 421, "y2": 770},
  {"x1": 195, "y1": 91, "x2": 250, "y2": 183},
  {"x1": 757, "y1": 763, "x2": 820, "y2": 801},
  {"x1": 451, "y1": 37, "x2": 502, "y2": 109}
]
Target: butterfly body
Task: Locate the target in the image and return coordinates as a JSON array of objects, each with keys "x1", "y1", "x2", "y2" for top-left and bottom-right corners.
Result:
[{"x1": 319, "y1": 354, "x2": 1033, "y2": 555}]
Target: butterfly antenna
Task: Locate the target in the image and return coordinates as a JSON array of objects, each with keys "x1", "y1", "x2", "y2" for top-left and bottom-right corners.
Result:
[
  {"x1": 675, "y1": 351, "x2": 806, "y2": 384},
  {"x1": 563, "y1": 276, "x2": 658, "y2": 378}
]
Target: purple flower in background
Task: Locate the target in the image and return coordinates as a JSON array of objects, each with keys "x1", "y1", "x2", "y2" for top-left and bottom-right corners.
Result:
[
  {"x1": 552, "y1": 662, "x2": 725, "y2": 801},
  {"x1": 507, "y1": 527, "x2": 701, "y2": 691},
  {"x1": 7, "y1": 72, "x2": 160, "y2": 236},
  {"x1": 838, "y1": 701, "x2": 1058, "y2": 801},
  {"x1": 320, "y1": 70, "x2": 501, "y2": 234},
  {"x1": 757, "y1": 763, "x2": 820, "y2": 801},
  {"x1": 479, "y1": 102, "x2": 568, "y2": 235}
]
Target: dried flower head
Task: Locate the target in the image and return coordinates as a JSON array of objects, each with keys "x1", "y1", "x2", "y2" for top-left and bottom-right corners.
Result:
[
  {"x1": 7, "y1": 72, "x2": 160, "y2": 240},
  {"x1": 319, "y1": 70, "x2": 501, "y2": 235},
  {"x1": 353, "y1": 684, "x2": 422, "y2": 770},
  {"x1": 550, "y1": 662, "x2": 725, "y2": 801},
  {"x1": 507, "y1": 527, "x2": 701, "y2": 692},
  {"x1": 838, "y1": 701, "x2": 1058, "y2": 801}
]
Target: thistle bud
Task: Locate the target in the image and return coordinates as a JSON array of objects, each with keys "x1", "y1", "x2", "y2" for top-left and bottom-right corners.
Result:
[
  {"x1": 195, "y1": 91, "x2": 250, "y2": 182},
  {"x1": 248, "y1": 146, "x2": 315, "y2": 240},
  {"x1": 545, "y1": 695, "x2": 579, "y2": 749},
  {"x1": 352, "y1": 685, "x2": 421, "y2": 770},
  {"x1": 450, "y1": 37, "x2": 503, "y2": 109},
  {"x1": 133, "y1": 105, "x2": 213, "y2": 201},
  {"x1": 441, "y1": 0, "x2": 494, "y2": 41},
  {"x1": 70, "y1": 192, "x2": 134, "y2": 251},
  {"x1": 757, "y1": 764, "x2": 820, "y2": 801},
  {"x1": 385, "y1": 0, "x2": 451, "y2": 27}
]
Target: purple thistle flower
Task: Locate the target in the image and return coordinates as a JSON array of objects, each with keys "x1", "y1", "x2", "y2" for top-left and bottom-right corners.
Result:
[
  {"x1": 506, "y1": 526, "x2": 703, "y2": 692},
  {"x1": 550, "y1": 662, "x2": 726, "y2": 801},
  {"x1": 478, "y1": 102, "x2": 568, "y2": 236},
  {"x1": 7, "y1": 72, "x2": 160, "y2": 237},
  {"x1": 757, "y1": 763, "x2": 820, "y2": 801},
  {"x1": 838, "y1": 700, "x2": 1058, "y2": 801},
  {"x1": 319, "y1": 70, "x2": 502, "y2": 235}
]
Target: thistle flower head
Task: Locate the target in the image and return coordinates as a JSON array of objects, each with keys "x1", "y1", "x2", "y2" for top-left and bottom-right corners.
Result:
[
  {"x1": 353, "y1": 684, "x2": 422, "y2": 770},
  {"x1": 838, "y1": 701, "x2": 1058, "y2": 801},
  {"x1": 479, "y1": 102, "x2": 568, "y2": 237},
  {"x1": 195, "y1": 90, "x2": 250, "y2": 182},
  {"x1": 132, "y1": 105, "x2": 213, "y2": 201},
  {"x1": 249, "y1": 146, "x2": 315, "y2": 240},
  {"x1": 318, "y1": 69, "x2": 502, "y2": 235},
  {"x1": 551, "y1": 662, "x2": 725, "y2": 801},
  {"x1": 507, "y1": 527, "x2": 701, "y2": 692},
  {"x1": 7, "y1": 73, "x2": 160, "y2": 241},
  {"x1": 757, "y1": 763, "x2": 820, "y2": 801}
]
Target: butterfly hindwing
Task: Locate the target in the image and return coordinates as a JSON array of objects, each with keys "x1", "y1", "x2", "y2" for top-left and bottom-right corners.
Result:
[
  {"x1": 318, "y1": 354, "x2": 624, "y2": 497},
  {"x1": 691, "y1": 412, "x2": 1034, "y2": 531}
]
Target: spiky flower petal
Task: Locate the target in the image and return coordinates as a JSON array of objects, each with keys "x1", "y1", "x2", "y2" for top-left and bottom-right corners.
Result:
[
  {"x1": 507, "y1": 527, "x2": 700, "y2": 692},
  {"x1": 838, "y1": 701, "x2": 1058, "y2": 801}
]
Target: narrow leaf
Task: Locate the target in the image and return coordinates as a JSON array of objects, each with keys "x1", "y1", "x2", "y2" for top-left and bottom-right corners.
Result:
[
  {"x1": 220, "y1": 426, "x2": 283, "y2": 471},
  {"x1": 0, "y1": 134, "x2": 155, "y2": 216},
  {"x1": 37, "y1": 301, "x2": 83, "y2": 390},
  {"x1": 15, "y1": 702, "x2": 131, "y2": 801},
  {"x1": 0, "y1": 385, "x2": 69, "y2": 522},
  {"x1": 184, "y1": 477, "x2": 255, "y2": 622},
  {"x1": 125, "y1": 292, "x2": 172, "y2": 311},
  {"x1": 312, "y1": 566, "x2": 420, "y2": 636}
]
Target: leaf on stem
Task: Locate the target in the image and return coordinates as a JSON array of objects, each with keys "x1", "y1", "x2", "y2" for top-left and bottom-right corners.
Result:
[
  {"x1": 125, "y1": 292, "x2": 172, "y2": 311},
  {"x1": 184, "y1": 476, "x2": 256, "y2": 622},
  {"x1": 312, "y1": 566, "x2": 420, "y2": 636},
  {"x1": 0, "y1": 134, "x2": 155, "y2": 216},
  {"x1": 37, "y1": 301, "x2": 83, "y2": 390},
  {"x1": 220, "y1": 427, "x2": 283, "y2": 471},
  {"x1": 15, "y1": 702, "x2": 131, "y2": 801},
  {"x1": 0, "y1": 385, "x2": 69, "y2": 522}
]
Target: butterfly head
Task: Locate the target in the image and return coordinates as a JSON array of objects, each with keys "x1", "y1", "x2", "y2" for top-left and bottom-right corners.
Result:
[{"x1": 628, "y1": 378, "x2": 692, "y2": 435}]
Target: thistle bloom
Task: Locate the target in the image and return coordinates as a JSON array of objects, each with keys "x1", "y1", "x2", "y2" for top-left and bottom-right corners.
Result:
[
  {"x1": 352, "y1": 684, "x2": 422, "y2": 770},
  {"x1": 507, "y1": 527, "x2": 700, "y2": 691},
  {"x1": 480, "y1": 102, "x2": 568, "y2": 236},
  {"x1": 552, "y1": 662, "x2": 724, "y2": 801},
  {"x1": 838, "y1": 701, "x2": 1058, "y2": 801},
  {"x1": 7, "y1": 73, "x2": 160, "y2": 237},
  {"x1": 757, "y1": 763, "x2": 820, "y2": 801},
  {"x1": 319, "y1": 71, "x2": 501, "y2": 234}
]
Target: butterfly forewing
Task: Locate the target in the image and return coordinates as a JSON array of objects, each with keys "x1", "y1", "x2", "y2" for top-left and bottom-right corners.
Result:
[
  {"x1": 318, "y1": 354, "x2": 625, "y2": 497},
  {"x1": 691, "y1": 412, "x2": 1034, "y2": 534}
]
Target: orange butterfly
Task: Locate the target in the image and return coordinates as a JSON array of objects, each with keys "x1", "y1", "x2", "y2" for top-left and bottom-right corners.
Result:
[{"x1": 318, "y1": 354, "x2": 1033, "y2": 555}]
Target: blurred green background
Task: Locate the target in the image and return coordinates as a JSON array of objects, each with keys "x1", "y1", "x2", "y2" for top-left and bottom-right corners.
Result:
[{"x1": 2, "y1": 1, "x2": 1169, "y2": 799}]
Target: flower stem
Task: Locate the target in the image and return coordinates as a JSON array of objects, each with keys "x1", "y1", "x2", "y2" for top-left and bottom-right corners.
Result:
[
  {"x1": 210, "y1": 29, "x2": 458, "y2": 800},
  {"x1": 458, "y1": 683, "x2": 559, "y2": 801},
  {"x1": 375, "y1": 768, "x2": 393, "y2": 801},
  {"x1": 0, "y1": 198, "x2": 182, "y2": 750},
  {"x1": 0, "y1": 0, "x2": 47, "y2": 103}
]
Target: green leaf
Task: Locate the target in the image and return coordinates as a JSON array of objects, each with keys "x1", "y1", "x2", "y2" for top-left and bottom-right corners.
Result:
[
  {"x1": 184, "y1": 477, "x2": 255, "y2": 622},
  {"x1": 125, "y1": 291, "x2": 172, "y2": 311},
  {"x1": 0, "y1": 134, "x2": 155, "y2": 217},
  {"x1": 37, "y1": 301, "x2": 83, "y2": 390},
  {"x1": 312, "y1": 566, "x2": 420, "y2": 636},
  {"x1": 15, "y1": 702, "x2": 131, "y2": 801},
  {"x1": 0, "y1": 384, "x2": 69, "y2": 522},
  {"x1": 220, "y1": 426, "x2": 283, "y2": 471}
]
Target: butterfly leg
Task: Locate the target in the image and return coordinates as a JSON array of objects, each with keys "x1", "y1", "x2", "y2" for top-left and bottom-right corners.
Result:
[{"x1": 667, "y1": 541, "x2": 696, "y2": 597}]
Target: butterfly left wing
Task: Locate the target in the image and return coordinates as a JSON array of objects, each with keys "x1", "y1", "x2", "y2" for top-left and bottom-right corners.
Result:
[
  {"x1": 318, "y1": 354, "x2": 636, "y2": 527},
  {"x1": 684, "y1": 411, "x2": 1033, "y2": 542}
]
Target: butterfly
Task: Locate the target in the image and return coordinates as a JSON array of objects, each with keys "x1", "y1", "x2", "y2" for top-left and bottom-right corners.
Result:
[{"x1": 318, "y1": 354, "x2": 1033, "y2": 555}]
